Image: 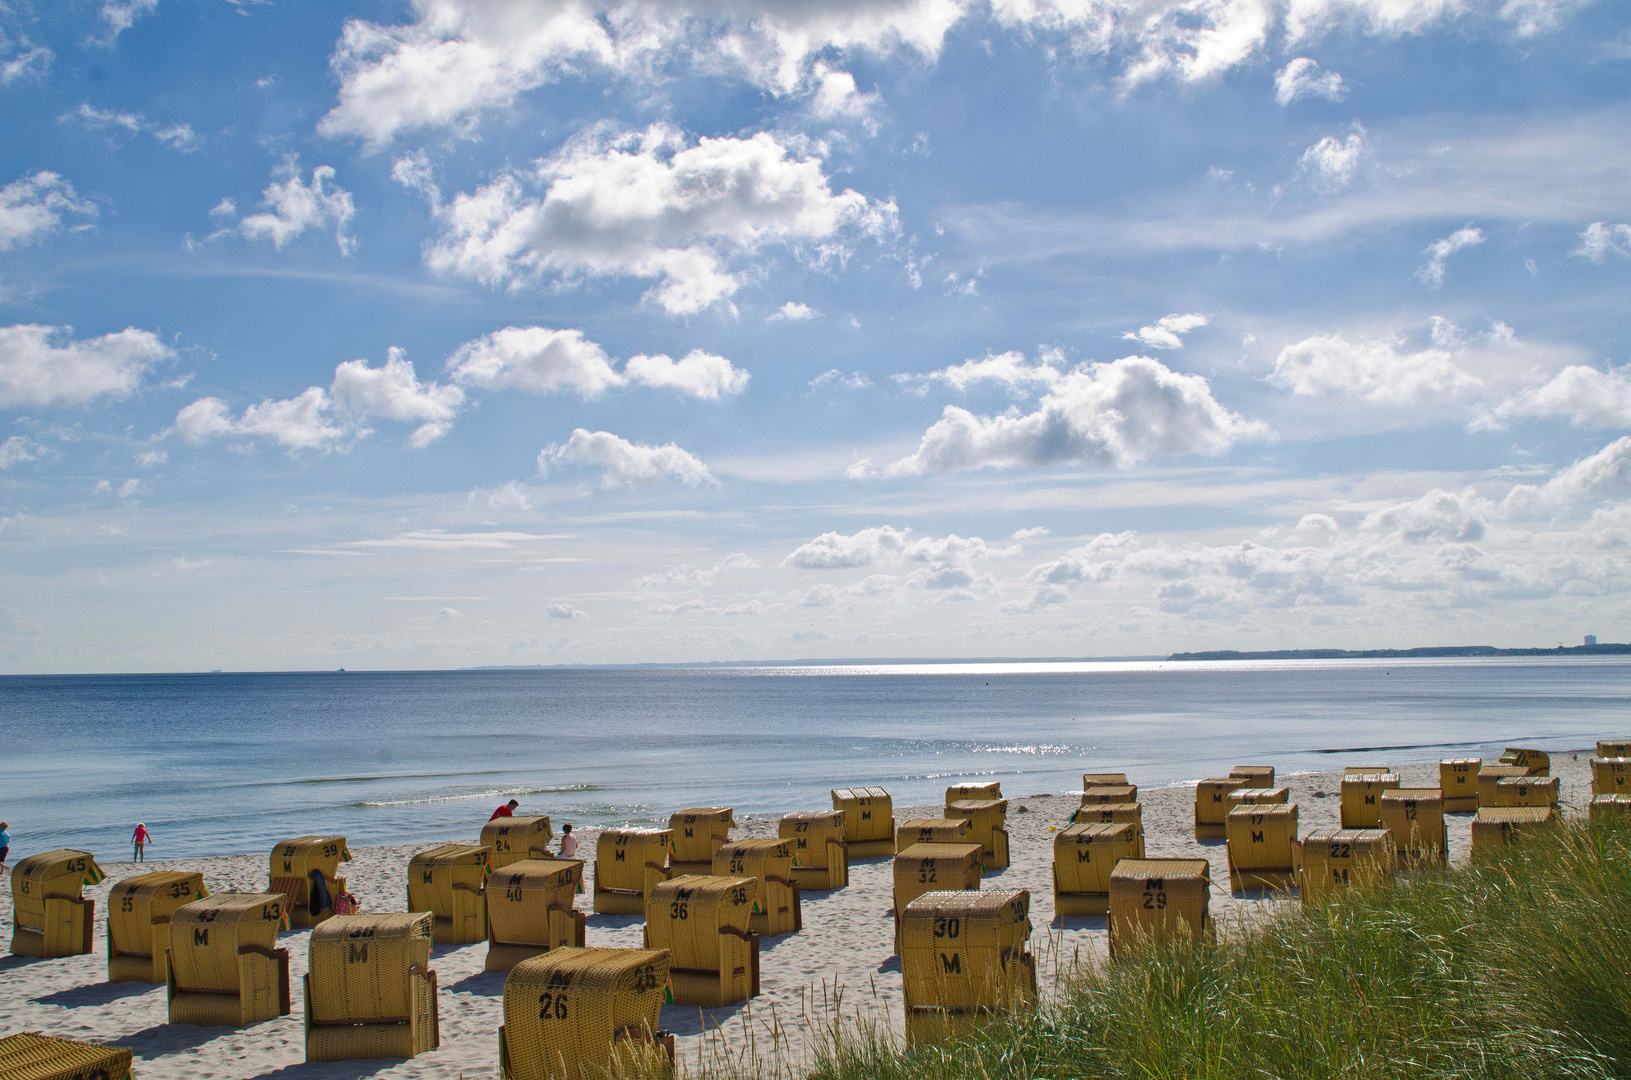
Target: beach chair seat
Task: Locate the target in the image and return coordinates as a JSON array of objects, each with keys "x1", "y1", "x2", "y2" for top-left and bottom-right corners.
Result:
[
  {"x1": 483, "y1": 816, "x2": 555, "y2": 871},
  {"x1": 712, "y1": 839, "x2": 801, "y2": 936},
  {"x1": 1379, "y1": 789, "x2": 1447, "y2": 864},
  {"x1": 667, "y1": 808, "x2": 734, "y2": 875},
  {"x1": 1300, "y1": 828, "x2": 1393, "y2": 906},
  {"x1": 1194, "y1": 778, "x2": 1248, "y2": 839},
  {"x1": 1439, "y1": 758, "x2": 1481, "y2": 812},
  {"x1": 779, "y1": 810, "x2": 848, "y2": 890},
  {"x1": 832, "y1": 786, "x2": 895, "y2": 858},
  {"x1": 305, "y1": 912, "x2": 439, "y2": 1062},
  {"x1": 0, "y1": 1032, "x2": 134, "y2": 1080},
  {"x1": 107, "y1": 870, "x2": 208, "y2": 982},
  {"x1": 644, "y1": 875, "x2": 759, "y2": 1006},
  {"x1": 900, "y1": 889, "x2": 1035, "y2": 1046},
  {"x1": 1108, "y1": 858, "x2": 1212, "y2": 959},
  {"x1": 270, "y1": 836, "x2": 351, "y2": 929},
  {"x1": 499, "y1": 947, "x2": 673, "y2": 1080},
  {"x1": 9, "y1": 849, "x2": 105, "y2": 959},
  {"x1": 1340, "y1": 772, "x2": 1400, "y2": 829},
  {"x1": 1053, "y1": 823, "x2": 1139, "y2": 915},
  {"x1": 1226, "y1": 804, "x2": 1299, "y2": 891},
  {"x1": 407, "y1": 844, "x2": 492, "y2": 945},
  {"x1": 946, "y1": 798, "x2": 1010, "y2": 870},
  {"x1": 167, "y1": 892, "x2": 290, "y2": 1026},
  {"x1": 592, "y1": 829, "x2": 673, "y2": 915},
  {"x1": 486, "y1": 859, "x2": 588, "y2": 972}
]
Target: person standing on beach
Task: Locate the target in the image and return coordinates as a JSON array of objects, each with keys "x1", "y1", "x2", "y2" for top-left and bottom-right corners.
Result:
[
  {"x1": 558, "y1": 823, "x2": 577, "y2": 858},
  {"x1": 132, "y1": 823, "x2": 152, "y2": 862},
  {"x1": 0, "y1": 821, "x2": 10, "y2": 874},
  {"x1": 489, "y1": 799, "x2": 519, "y2": 822}
]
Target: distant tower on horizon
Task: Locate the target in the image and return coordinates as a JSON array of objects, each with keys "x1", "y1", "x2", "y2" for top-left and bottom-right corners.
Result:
[{"x1": 1585, "y1": 634, "x2": 1598, "y2": 646}]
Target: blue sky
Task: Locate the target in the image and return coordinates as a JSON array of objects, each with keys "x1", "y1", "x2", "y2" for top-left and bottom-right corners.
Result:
[{"x1": 1, "y1": 0, "x2": 1629, "y2": 672}]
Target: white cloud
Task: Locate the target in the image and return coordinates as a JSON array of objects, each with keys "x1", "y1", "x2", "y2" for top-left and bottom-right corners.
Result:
[
  {"x1": 1122, "y1": 313, "x2": 1208, "y2": 350},
  {"x1": 1269, "y1": 333, "x2": 1482, "y2": 405},
  {"x1": 768, "y1": 301, "x2": 819, "y2": 322},
  {"x1": 330, "y1": 347, "x2": 464, "y2": 447},
  {"x1": 423, "y1": 124, "x2": 896, "y2": 315},
  {"x1": 810, "y1": 369, "x2": 873, "y2": 391},
  {"x1": 135, "y1": 448, "x2": 167, "y2": 468},
  {"x1": 623, "y1": 351, "x2": 750, "y2": 401},
  {"x1": 887, "y1": 355, "x2": 1271, "y2": 475},
  {"x1": 63, "y1": 103, "x2": 201, "y2": 152},
  {"x1": 1416, "y1": 226, "x2": 1483, "y2": 287},
  {"x1": 1011, "y1": 526, "x2": 1050, "y2": 540},
  {"x1": 545, "y1": 602, "x2": 584, "y2": 619},
  {"x1": 632, "y1": 552, "x2": 758, "y2": 590},
  {"x1": 781, "y1": 526, "x2": 1019, "y2": 571},
  {"x1": 540, "y1": 428, "x2": 714, "y2": 488},
  {"x1": 1487, "y1": 366, "x2": 1631, "y2": 430},
  {"x1": 1361, "y1": 489, "x2": 1486, "y2": 543},
  {"x1": 897, "y1": 350, "x2": 1065, "y2": 395},
  {"x1": 94, "y1": 0, "x2": 161, "y2": 44},
  {"x1": 1298, "y1": 124, "x2": 1365, "y2": 193},
  {"x1": 0, "y1": 323, "x2": 171, "y2": 408},
  {"x1": 236, "y1": 162, "x2": 357, "y2": 255},
  {"x1": 1273, "y1": 57, "x2": 1345, "y2": 104},
  {"x1": 0, "y1": 435, "x2": 41, "y2": 468},
  {"x1": 1574, "y1": 222, "x2": 1631, "y2": 263},
  {"x1": 175, "y1": 389, "x2": 346, "y2": 453},
  {"x1": 447, "y1": 327, "x2": 622, "y2": 398},
  {"x1": 0, "y1": 173, "x2": 97, "y2": 252},
  {"x1": 1, "y1": 39, "x2": 52, "y2": 85}
]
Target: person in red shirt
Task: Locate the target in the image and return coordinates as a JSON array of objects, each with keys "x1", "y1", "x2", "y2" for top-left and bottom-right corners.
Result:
[
  {"x1": 488, "y1": 799, "x2": 519, "y2": 822},
  {"x1": 132, "y1": 823, "x2": 152, "y2": 862}
]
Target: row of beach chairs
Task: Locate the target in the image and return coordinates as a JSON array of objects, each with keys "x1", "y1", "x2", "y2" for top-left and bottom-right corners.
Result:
[{"x1": 9, "y1": 743, "x2": 1628, "y2": 1078}]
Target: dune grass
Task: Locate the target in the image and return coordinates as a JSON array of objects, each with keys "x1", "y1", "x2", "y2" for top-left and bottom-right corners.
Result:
[{"x1": 801, "y1": 817, "x2": 1631, "y2": 1080}]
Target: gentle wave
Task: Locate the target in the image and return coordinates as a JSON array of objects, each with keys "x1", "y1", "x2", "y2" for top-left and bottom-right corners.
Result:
[
  {"x1": 248, "y1": 769, "x2": 521, "y2": 787},
  {"x1": 353, "y1": 784, "x2": 599, "y2": 808}
]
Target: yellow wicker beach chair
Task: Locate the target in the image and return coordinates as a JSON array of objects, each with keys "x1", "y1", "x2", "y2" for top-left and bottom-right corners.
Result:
[
  {"x1": 407, "y1": 844, "x2": 492, "y2": 945},
  {"x1": 1477, "y1": 764, "x2": 1530, "y2": 807},
  {"x1": 167, "y1": 892, "x2": 290, "y2": 1026},
  {"x1": 483, "y1": 816, "x2": 555, "y2": 871},
  {"x1": 896, "y1": 818, "x2": 973, "y2": 848},
  {"x1": 592, "y1": 829, "x2": 673, "y2": 916},
  {"x1": 892, "y1": 842, "x2": 983, "y2": 950},
  {"x1": 107, "y1": 870, "x2": 208, "y2": 982},
  {"x1": 946, "y1": 782, "x2": 1002, "y2": 802},
  {"x1": 779, "y1": 810, "x2": 848, "y2": 891},
  {"x1": 1379, "y1": 788, "x2": 1447, "y2": 864},
  {"x1": 305, "y1": 912, "x2": 439, "y2": 1061},
  {"x1": 270, "y1": 836, "x2": 351, "y2": 929},
  {"x1": 499, "y1": 947, "x2": 673, "y2": 1080},
  {"x1": 712, "y1": 839, "x2": 800, "y2": 936},
  {"x1": 1340, "y1": 772, "x2": 1400, "y2": 829},
  {"x1": 1598, "y1": 739, "x2": 1631, "y2": 758},
  {"x1": 486, "y1": 859, "x2": 588, "y2": 972},
  {"x1": 900, "y1": 889, "x2": 1035, "y2": 1046},
  {"x1": 1226, "y1": 804, "x2": 1299, "y2": 891},
  {"x1": 0, "y1": 1032, "x2": 133, "y2": 1080},
  {"x1": 667, "y1": 808, "x2": 734, "y2": 875},
  {"x1": 1439, "y1": 758, "x2": 1481, "y2": 812},
  {"x1": 1592, "y1": 758, "x2": 1630, "y2": 797},
  {"x1": 1496, "y1": 747, "x2": 1550, "y2": 775},
  {"x1": 1108, "y1": 858, "x2": 1212, "y2": 959},
  {"x1": 1590, "y1": 794, "x2": 1631, "y2": 822},
  {"x1": 1194, "y1": 778, "x2": 1248, "y2": 839},
  {"x1": 832, "y1": 786, "x2": 895, "y2": 858},
  {"x1": 644, "y1": 875, "x2": 759, "y2": 1006},
  {"x1": 1494, "y1": 775, "x2": 1560, "y2": 808},
  {"x1": 1079, "y1": 785, "x2": 1137, "y2": 806},
  {"x1": 1082, "y1": 772, "x2": 1129, "y2": 789},
  {"x1": 1229, "y1": 765, "x2": 1275, "y2": 786},
  {"x1": 1053, "y1": 823, "x2": 1139, "y2": 916},
  {"x1": 1299, "y1": 828, "x2": 1393, "y2": 907},
  {"x1": 1225, "y1": 786, "x2": 1289, "y2": 811},
  {"x1": 9, "y1": 849, "x2": 105, "y2": 958},
  {"x1": 1067, "y1": 803, "x2": 1145, "y2": 854},
  {"x1": 1471, "y1": 806, "x2": 1559, "y2": 856},
  {"x1": 946, "y1": 798, "x2": 1009, "y2": 870}
]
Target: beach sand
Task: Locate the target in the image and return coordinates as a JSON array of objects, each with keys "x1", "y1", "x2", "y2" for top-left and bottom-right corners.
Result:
[{"x1": 0, "y1": 755, "x2": 1597, "y2": 1079}]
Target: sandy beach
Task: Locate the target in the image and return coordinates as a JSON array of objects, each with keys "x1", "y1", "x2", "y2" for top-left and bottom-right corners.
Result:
[{"x1": 0, "y1": 754, "x2": 1598, "y2": 1079}]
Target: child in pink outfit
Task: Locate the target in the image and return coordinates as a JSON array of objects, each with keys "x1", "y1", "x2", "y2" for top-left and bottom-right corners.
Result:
[{"x1": 132, "y1": 823, "x2": 152, "y2": 862}]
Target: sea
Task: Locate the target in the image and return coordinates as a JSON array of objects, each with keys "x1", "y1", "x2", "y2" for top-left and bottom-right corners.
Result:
[{"x1": 2, "y1": 657, "x2": 1627, "y2": 860}]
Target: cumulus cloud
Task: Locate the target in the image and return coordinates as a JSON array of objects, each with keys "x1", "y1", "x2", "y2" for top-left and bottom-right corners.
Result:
[
  {"x1": 330, "y1": 348, "x2": 465, "y2": 447},
  {"x1": 0, "y1": 172, "x2": 97, "y2": 251},
  {"x1": 446, "y1": 326, "x2": 748, "y2": 401},
  {"x1": 62, "y1": 103, "x2": 201, "y2": 152},
  {"x1": 1011, "y1": 526, "x2": 1050, "y2": 540},
  {"x1": 768, "y1": 301, "x2": 819, "y2": 322},
  {"x1": 632, "y1": 552, "x2": 758, "y2": 589},
  {"x1": 1298, "y1": 124, "x2": 1365, "y2": 192},
  {"x1": 1504, "y1": 437, "x2": 1631, "y2": 513},
  {"x1": 1416, "y1": 226, "x2": 1484, "y2": 287},
  {"x1": 1361, "y1": 489, "x2": 1486, "y2": 543},
  {"x1": 233, "y1": 161, "x2": 357, "y2": 255},
  {"x1": 1123, "y1": 313, "x2": 1207, "y2": 350},
  {"x1": 1274, "y1": 57, "x2": 1345, "y2": 104},
  {"x1": 1269, "y1": 333, "x2": 1482, "y2": 405},
  {"x1": 1574, "y1": 222, "x2": 1631, "y2": 263},
  {"x1": 1484, "y1": 366, "x2": 1631, "y2": 431},
  {"x1": 781, "y1": 526, "x2": 1020, "y2": 571},
  {"x1": 174, "y1": 389, "x2": 345, "y2": 452},
  {"x1": 422, "y1": 124, "x2": 896, "y2": 315},
  {"x1": 896, "y1": 350, "x2": 1065, "y2": 396},
  {"x1": 545, "y1": 602, "x2": 584, "y2": 619},
  {"x1": 887, "y1": 355, "x2": 1270, "y2": 475},
  {"x1": 0, "y1": 323, "x2": 171, "y2": 408},
  {"x1": 540, "y1": 428, "x2": 714, "y2": 488}
]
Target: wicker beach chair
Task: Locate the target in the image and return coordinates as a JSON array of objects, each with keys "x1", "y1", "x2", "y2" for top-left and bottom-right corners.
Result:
[
  {"x1": 1053, "y1": 823, "x2": 1139, "y2": 916},
  {"x1": 592, "y1": 829, "x2": 673, "y2": 916},
  {"x1": 1082, "y1": 772, "x2": 1130, "y2": 789},
  {"x1": 1598, "y1": 740, "x2": 1631, "y2": 758},
  {"x1": 946, "y1": 782, "x2": 1002, "y2": 802},
  {"x1": 1379, "y1": 788, "x2": 1447, "y2": 864},
  {"x1": 1340, "y1": 772, "x2": 1400, "y2": 829},
  {"x1": 1226, "y1": 804, "x2": 1300, "y2": 891},
  {"x1": 1496, "y1": 747, "x2": 1550, "y2": 775},
  {"x1": 712, "y1": 838, "x2": 801, "y2": 936},
  {"x1": 270, "y1": 836, "x2": 351, "y2": 929},
  {"x1": 407, "y1": 844, "x2": 492, "y2": 945},
  {"x1": 1108, "y1": 858, "x2": 1212, "y2": 959},
  {"x1": 1494, "y1": 775, "x2": 1560, "y2": 808},
  {"x1": 305, "y1": 912, "x2": 439, "y2": 1061},
  {"x1": 0, "y1": 1032, "x2": 133, "y2": 1080},
  {"x1": 483, "y1": 816, "x2": 555, "y2": 871},
  {"x1": 896, "y1": 818, "x2": 972, "y2": 848},
  {"x1": 832, "y1": 786, "x2": 895, "y2": 858},
  {"x1": 667, "y1": 808, "x2": 734, "y2": 876},
  {"x1": 167, "y1": 892, "x2": 290, "y2": 1025},
  {"x1": 107, "y1": 870, "x2": 207, "y2": 982},
  {"x1": 487, "y1": 859, "x2": 588, "y2": 972},
  {"x1": 499, "y1": 947, "x2": 673, "y2": 1080},
  {"x1": 644, "y1": 875, "x2": 759, "y2": 1006},
  {"x1": 1067, "y1": 803, "x2": 1145, "y2": 854},
  {"x1": 1472, "y1": 806, "x2": 1559, "y2": 855},
  {"x1": 1593, "y1": 758, "x2": 1630, "y2": 797},
  {"x1": 1194, "y1": 778, "x2": 1249, "y2": 839},
  {"x1": 946, "y1": 798, "x2": 1010, "y2": 870},
  {"x1": 1590, "y1": 794, "x2": 1631, "y2": 822},
  {"x1": 1229, "y1": 765, "x2": 1275, "y2": 786},
  {"x1": 892, "y1": 842, "x2": 983, "y2": 950},
  {"x1": 900, "y1": 889, "x2": 1035, "y2": 1046},
  {"x1": 1300, "y1": 828, "x2": 1393, "y2": 906},
  {"x1": 9, "y1": 849, "x2": 105, "y2": 958},
  {"x1": 1079, "y1": 785, "x2": 1137, "y2": 806},
  {"x1": 1439, "y1": 758, "x2": 1481, "y2": 812},
  {"x1": 779, "y1": 810, "x2": 848, "y2": 890}
]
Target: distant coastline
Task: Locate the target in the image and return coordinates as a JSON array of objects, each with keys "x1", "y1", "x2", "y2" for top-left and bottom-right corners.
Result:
[{"x1": 1168, "y1": 643, "x2": 1631, "y2": 661}]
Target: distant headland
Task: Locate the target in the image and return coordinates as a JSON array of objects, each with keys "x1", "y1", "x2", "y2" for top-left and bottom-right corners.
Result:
[{"x1": 1169, "y1": 642, "x2": 1630, "y2": 661}]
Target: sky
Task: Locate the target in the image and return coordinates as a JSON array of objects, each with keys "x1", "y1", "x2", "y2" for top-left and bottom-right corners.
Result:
[{"x1": 1, "y1": 0, "x2": 1629, "y2": 673}]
